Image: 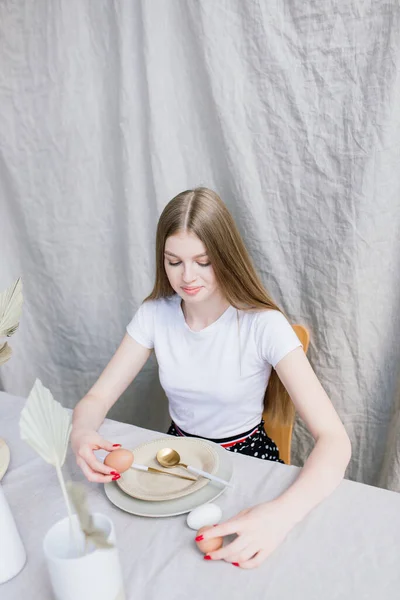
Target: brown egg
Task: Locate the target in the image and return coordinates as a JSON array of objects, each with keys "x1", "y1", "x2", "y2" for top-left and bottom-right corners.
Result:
[
  {"x1": 104, "y1": 449, "x2": 134, "y2": 473},
  {"x1": 195, "y1": 526, "x2": 223, "y2": 554}
]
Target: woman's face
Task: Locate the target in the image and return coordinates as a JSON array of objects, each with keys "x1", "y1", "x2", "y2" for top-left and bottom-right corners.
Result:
[{"x1": 164, "y1": 231, "x2": 220, "y2": 303}]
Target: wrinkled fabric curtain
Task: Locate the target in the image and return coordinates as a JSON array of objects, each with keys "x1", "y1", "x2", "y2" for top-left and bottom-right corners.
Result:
[{"x1": 1, "y1": 0, "x2": 399, "y2": 489}]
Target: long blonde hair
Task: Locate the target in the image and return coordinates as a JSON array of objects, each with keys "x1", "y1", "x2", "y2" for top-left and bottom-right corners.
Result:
[{"x1": 146, "y1": 187, "x2": 294, "y2": 425}]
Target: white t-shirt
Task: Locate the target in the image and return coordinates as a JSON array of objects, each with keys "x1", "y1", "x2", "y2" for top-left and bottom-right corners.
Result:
[{"x1": 126, "y1": 295, "x2": 301, "y2": 439}]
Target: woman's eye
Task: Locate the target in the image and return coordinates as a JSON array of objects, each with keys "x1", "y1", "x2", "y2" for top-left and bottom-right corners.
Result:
[{"x1": 167, "y1": 260, "x2": 210, "y2": 267}]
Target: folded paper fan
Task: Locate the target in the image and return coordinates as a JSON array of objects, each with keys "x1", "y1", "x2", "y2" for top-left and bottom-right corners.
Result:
[
  {"x1": 20, "y1": 379, "x2": 73, "y2": 519},
  {"x1": 0, "y1": 277, "x2": 23, "y2": 338},
  {"x1": 0, "y1": 342, "x2": 12, "y2": 366},
  {"x1": 0, "y1": 277, "x2": 23, "y2": 365}
]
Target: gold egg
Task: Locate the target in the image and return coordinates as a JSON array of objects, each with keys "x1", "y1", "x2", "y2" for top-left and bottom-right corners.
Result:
[
  {"x1": 104, "y1": 449, "x2": 134, "y2": 473},
  {"x1": 195, "y1": 526, "x2": 223, "y2": 554}
]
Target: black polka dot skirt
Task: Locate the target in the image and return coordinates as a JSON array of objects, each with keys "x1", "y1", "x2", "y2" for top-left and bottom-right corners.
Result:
[{"x1": 166, "y1": 420, "x2": 284, "y2": 463}]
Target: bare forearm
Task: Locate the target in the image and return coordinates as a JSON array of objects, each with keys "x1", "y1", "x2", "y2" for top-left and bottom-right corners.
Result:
[
  {"x1": 72, "y1": 394, "x2": 109, "y2": 433},
  {"x1": 277, "y1": 433, "x2": 352, "y2": 524}
]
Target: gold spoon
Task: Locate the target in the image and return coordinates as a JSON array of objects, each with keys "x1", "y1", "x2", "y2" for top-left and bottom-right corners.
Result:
[
  {"x1": 156, "y1": 448, "x2": 232, "y2": 487},
  {"x1": 0, "y1": 438, "x2": 11, "y2": 482}
]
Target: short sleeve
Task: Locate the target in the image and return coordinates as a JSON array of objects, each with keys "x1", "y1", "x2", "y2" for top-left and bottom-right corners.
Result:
[
  {"x1": 126, "y1": 300, "x2": 155, "y2": 349},
  {"x1": 254, "y1": 310, "x2": 302, "y2": 368}
]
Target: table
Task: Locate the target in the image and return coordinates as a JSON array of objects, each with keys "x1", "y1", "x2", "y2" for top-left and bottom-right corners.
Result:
[{"x1": 1, "y1": 391, "x2": 399, "y2": 599}]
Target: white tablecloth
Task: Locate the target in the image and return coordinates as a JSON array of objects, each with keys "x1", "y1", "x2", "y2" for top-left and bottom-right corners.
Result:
[{"x1": 1, "y1": 391, "x2": 399, "y2": 599}]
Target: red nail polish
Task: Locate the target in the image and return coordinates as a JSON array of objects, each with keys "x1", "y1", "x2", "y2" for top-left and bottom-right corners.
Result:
[
  {"x1": 112, "y1": 474, "x2": 121, "y2": 480},
  {"x1": 112, "y1": 444, "x2": 121, "y2": 447},
  {"x1": 213, "y1": 524, "x2": 218, "y2": 527},
  {"x1": 110, "y1": 471, "x2": 119, "y2": 476},
  {"x1": 232, "y1": 562, "x2": 240, "y2": 567},
  {"x1": 195, "y1": 535, "x2": 204, "y2": 542},
  {"x1": 204, "y1": 555, "x2": 212, "y2": 560}
]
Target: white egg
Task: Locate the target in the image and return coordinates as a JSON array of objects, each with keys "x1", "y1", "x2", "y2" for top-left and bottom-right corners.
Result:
[{"x1": 186, "y1": 503, "x2": 222, "y2": 531}]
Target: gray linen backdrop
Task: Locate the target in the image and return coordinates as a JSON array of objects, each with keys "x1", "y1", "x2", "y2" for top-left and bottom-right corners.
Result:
[{"x1": 1, "y1": 0, "x2": 399, "y2": 490}]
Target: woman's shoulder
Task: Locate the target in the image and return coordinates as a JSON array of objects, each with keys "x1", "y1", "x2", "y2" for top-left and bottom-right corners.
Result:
[
  {"x1": 243, "y1": 308, "x2": 301, "y2": 366},
  {"x1": 240, "y1": 307, "x2": 297, "y2": 341},
  {"x1": 141, "y1": 294, "x2": 180, "y2": 315},
  {"x1": 240, "y1": 308, "x2": 289, "y2": 327},
  {"x1": 128, "y1": 295, "x2": 179, "y2": 334}
]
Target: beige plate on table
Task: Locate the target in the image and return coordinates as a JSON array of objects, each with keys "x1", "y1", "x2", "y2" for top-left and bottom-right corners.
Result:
[
  {"x1": 116, "y1": 437, "x2": 219, "y2": 501},
  {"x1": 104, "y1": 438, "x2": 233, "y2": 517},
  {"x1": 0, "y1": 438, "x2": 10, "y2": 481}
]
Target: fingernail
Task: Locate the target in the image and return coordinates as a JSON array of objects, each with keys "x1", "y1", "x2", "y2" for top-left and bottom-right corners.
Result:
[
  {"x1": 110, "y1": 471, "x2": 119, "y2": 476},
  {"x1": 195, "y1": 535, "x2": 204, "y2": 541},
  {"x1": 112, "y1": 474, "x2": 121, "y2": 480},
  {"x1": 232, "y1": 562, "x2": 240, "y2": 567},
  {"x1": 213, "y1": 524, "x2": 218, "y2": 527},
  {"x1": 112, "y1": 444, "x2": 121, "y2": 447},
  {"x1": 204, "y1": 555, "x2": 212, "y2": 560}
]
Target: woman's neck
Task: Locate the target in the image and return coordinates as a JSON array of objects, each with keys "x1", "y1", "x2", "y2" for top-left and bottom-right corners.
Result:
[{"x1": 181, "y1": 292, "x2": 230, "y2": 331}]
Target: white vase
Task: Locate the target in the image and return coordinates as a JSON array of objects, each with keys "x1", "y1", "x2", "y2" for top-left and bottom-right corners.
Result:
[
  {"x1": 43, "y1": 513, "x2": 125, "y2": 600},
  {"x1": 0, "y1": 484, "x2": 27, "y2": 584}
]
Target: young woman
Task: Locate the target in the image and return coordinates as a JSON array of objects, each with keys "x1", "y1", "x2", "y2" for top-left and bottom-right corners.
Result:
[{"x1": 71, "y1": 187, "x2": 351, "y2": 569}]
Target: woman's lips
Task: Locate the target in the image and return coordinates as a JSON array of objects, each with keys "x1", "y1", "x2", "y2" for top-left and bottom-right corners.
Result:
[{"x1": 181, "y1": 286, "x2": 202, "y2": 295}]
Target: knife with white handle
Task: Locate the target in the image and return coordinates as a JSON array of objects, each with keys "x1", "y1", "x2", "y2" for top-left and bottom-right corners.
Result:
[
  {"x1": 130, "y1": 463, "x2": 197, "y2": 482},
  {"x1": 185, "y1": 465, "x2": 233, "y2": 487}
]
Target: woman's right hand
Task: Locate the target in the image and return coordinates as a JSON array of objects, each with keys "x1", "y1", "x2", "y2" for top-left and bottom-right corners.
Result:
[{"x1": 71, "y1": 428, "x2": 121, "y2": 483}]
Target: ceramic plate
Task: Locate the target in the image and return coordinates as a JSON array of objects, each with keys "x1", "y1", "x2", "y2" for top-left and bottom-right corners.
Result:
[
  {"x1": 104, "y1": 439, "x2": 233, "y2": 517},
  {"x1": 116, "y1": 437, "x2": 219, "y2": 501},
  {"x1": 0, "y1": 438, "x2": 10, "y2": 482}
]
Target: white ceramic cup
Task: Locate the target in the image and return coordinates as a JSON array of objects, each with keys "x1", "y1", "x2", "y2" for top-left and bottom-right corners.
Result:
[
  {"x1": 43, "y1": 513, "x2": 125, "y2": 600},
  {"x1": 0, "y1": 484, "x2": 27, "y2": 584}
]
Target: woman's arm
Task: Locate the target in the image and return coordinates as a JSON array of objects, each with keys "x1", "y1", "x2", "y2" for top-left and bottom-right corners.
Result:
[
  {"x1": 71, "y1": 333, "x2": 152, "y2": 482},
  {"x1": 73, "y1": 333, "x2": 152, "y2": 430},
  {"x1": 200, "y1": 346, "x2": 351, "y2": 568},
  {"x1": 274, "y1": 346, "x2": 351, "y2": 522}
]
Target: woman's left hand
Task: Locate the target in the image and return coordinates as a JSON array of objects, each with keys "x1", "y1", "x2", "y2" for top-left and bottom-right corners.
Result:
[{"x1": 197, "y1": 501, "x2": 294, "y2": 569}]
